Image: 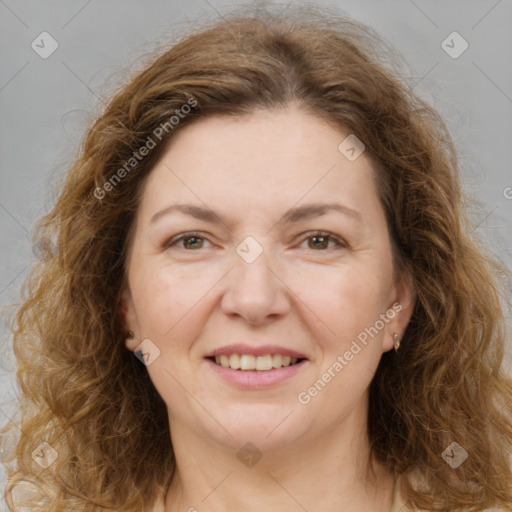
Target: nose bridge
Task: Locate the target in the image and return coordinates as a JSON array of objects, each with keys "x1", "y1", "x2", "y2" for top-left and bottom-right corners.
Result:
[{"x1": 221, "y1": 235, "x2": 290, "y2": 323}]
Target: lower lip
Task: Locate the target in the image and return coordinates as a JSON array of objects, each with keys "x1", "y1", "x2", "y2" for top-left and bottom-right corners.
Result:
[{"x1": 205, "y1": 358, "x2": 307, "y2": 389}]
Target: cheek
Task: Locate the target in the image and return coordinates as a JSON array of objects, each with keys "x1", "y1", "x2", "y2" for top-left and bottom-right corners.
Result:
[
  {"x1": 130, "y1": 259, "x2": 211, "y2": 337},
  {"x1": 133, "y1": 268, "x2": 211, "y2": 405},
  {"x1": 297, "y1": 270, "x2": 389, "y2": 410},
  {"x1": 293, "y1": 264, "x2": 391, "y2": 343}
]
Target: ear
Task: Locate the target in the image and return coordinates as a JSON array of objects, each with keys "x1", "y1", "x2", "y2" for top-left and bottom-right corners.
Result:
[
  {"x1": 119, "y1": 284, "x2": 140, "y2": 352},
  {"x1": 382, "y1": 264, "x2": 416, "y2": 353}
]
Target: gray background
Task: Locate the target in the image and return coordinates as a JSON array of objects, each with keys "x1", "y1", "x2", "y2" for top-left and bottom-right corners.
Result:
[{"x1": 1, "y1": 0, "x2": 511, "y2": 507}]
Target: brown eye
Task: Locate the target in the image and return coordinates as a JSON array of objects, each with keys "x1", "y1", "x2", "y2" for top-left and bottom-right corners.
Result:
[
  {"x1": 300, "y1": 231, "x2": 346, "y2": 251},
  {"x1": 181, "y1": 235, "x2": 204, "y2": 250},
  {"x1": 164, "y1": 232, "x2": 210, "y2": 250}
]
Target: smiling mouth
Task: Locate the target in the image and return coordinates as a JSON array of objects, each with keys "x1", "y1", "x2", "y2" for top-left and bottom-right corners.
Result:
[{"x1": 207, "y1": 354, "x2": 306, "y2": 371}]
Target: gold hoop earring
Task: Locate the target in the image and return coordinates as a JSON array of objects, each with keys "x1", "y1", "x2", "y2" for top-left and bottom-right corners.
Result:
[{"x1": 393, "y1": 332, "x2": 401, "y2": 351}]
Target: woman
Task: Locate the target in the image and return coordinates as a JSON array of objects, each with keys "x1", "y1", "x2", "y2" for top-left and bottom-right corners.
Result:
[{"x1": 2, "y1": 5, "x2": 511, "y2": 511}]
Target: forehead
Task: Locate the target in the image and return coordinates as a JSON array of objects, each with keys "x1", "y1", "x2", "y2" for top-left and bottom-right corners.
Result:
[{"x1": 138, "y1": 107, "x2": 380, "y2": 224}]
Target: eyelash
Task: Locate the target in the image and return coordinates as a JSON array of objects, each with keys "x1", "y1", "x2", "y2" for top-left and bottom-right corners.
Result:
[{"x1": 164, "y1": 231, "x2": 347, "y2": 251}]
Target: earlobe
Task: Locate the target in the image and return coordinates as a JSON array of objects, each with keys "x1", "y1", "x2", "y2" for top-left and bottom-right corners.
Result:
[
  {"x1": 119, "y1": 286, "x2": 139, "y2": 351},
  {"x1": 385, "y1": 266, "x2": 416, "y2": 352},
  {"x1": 125, "y1": 329, "x2": 138, "y2": 352}
]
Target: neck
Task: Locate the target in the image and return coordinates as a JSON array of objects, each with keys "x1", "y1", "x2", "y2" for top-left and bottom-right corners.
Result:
[{"x1": 162, "y1": 402, "x2": 397, "y2": 512}]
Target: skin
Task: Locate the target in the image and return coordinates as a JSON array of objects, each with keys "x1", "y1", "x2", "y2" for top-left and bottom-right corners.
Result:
[{"x1": 121, "y1": 106, "x2": 415, "y2": 512}]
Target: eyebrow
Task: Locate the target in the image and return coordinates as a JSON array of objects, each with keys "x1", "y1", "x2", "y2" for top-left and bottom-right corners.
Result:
[{"x1": 150, "y1": 202, "x2": 362, "y2": 226}]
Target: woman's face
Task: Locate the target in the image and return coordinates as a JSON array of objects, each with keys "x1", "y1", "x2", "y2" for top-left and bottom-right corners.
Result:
[{"x1": 121, "y1": 106, "x2": 414, "y2": 453}]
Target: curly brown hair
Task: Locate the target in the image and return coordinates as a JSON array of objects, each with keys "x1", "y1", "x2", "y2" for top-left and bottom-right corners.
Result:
[{"x1": 1, "y1": 5, "x2": 511, "y2": 511}]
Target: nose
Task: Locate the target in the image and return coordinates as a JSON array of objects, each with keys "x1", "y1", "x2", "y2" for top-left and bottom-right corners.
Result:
[{"x1": 221, "y1": 245, "x2": 291, "y2": 325}]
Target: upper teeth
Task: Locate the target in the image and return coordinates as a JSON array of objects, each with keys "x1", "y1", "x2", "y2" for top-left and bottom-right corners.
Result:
[{"x1": 214, "y1": 354, "x2": 299, "y2": 371}]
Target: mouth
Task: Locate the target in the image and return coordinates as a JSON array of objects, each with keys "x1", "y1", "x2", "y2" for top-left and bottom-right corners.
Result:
[
  {"x1": 207, "y1": 353, "x2": 307, "y2": 371},
  {"x1": 204, "y1": 344, "x2": 309, "y2": 388}
]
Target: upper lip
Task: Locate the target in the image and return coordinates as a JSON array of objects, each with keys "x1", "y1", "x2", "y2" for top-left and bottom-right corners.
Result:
[{"x1": 206, "y1": 344, "x2": 308, "y2": 359}]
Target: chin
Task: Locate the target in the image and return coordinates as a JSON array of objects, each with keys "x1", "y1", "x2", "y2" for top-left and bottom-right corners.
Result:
[{"x1": 206, "y1": 406, "x2": 307, "y2": 451}]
